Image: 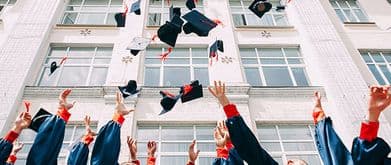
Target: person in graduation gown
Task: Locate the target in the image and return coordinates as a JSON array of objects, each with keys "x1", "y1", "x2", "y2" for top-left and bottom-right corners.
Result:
[
  {"x1": 124, "y1": 137, "x2": 157, "y2": 165},
  {"x1": 313, "y1": 86, "x2": 391, "y2": 165},
  {"x1": 67, "y1": 116, "x2": 97, "y2": 165},
  {"x1": 27, "y1": 89, "x2": 76, "y2": 165},
  {"x1": 90, "y1": 92, "x2": 135, "y2": 165},
  {"x1": 213, "y1": 121, "x2": 243, "y2": 165},
  {"x1": 5, "y1": 140, "x2": 24, "y2": 165}
]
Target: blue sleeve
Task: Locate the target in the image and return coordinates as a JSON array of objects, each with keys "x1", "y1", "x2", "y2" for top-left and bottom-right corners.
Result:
[
  {"x1": 0, "y1": 139, "x2": 13, "y2": 165},
  {"x1": 68, "y1": 142, "x2": 90, "y2": 165},
  {"x1": 225, "y1": 116, "x2": 277, "y2": 165},
  {"x1": 27, "y1": 115, "x2": 66, "y2": 165},
  {"x1": 90, "y1": 121, "x2": 121, "y2": 165},
  {"x1": 351, "y1": 137, "x2": 391, "y2": 165},
  {"x1": 314, "y1": 117, "x2": 354, "y2": 165},
  {"x1": 227, "y1": 148, "x2": 244, "y2": 165}
]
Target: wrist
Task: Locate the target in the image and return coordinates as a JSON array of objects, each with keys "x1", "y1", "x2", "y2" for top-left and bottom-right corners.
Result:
[
  {"x1": 148, "y1": 153, "x2": 155, "y2": 157},
  {"x1": 11, "y1": 125, "x2": 23, "y2": 134},
  {"x1": 130, "y1": 154, "x2": 137, "y2": 161},
  {"x1": 218, "y1": 96, "x2": 230, "y2": 107},
  {"x1": 368, "y1": 111, "x2": 380, "y2": 122}
]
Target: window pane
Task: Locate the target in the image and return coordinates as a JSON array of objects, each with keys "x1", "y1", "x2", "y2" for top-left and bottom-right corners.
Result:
[
  {"x1": 145, "y1": 58, "x2": 161, "y2": 64},
  {"x1": 361, "y1": 53, "x2": 373, "y2": 63},
  {"x1": 161, "y1": 126, "x2": 193, "y2": 140},
  {"x1": 19, "y1": 129, "x2": 36, "y2": 141},
  {"x1": 58, "y1": 67, "x2": 89, "y2": 86},
  {"x1": 50, "y1": 47, "x2": 67, "y2": 57},
  {"x1": 161, "y1": 143, "x2": 189, "y2": 152},
  {"x1": 106, "y1": 13, "x2": 117, "y2": 25},
  {"x1": 39, "y1": 67, "x2": 59, "y2": 86},
  {"x1": 64, "y1": 126, "x2": 75, "y2": 141},
  {"x1": 353, "y1": 9, "x2": 368, "y2": 22},
  {"x1": 110, "y1": 0, "x2": 122, "y2": 5},
  {"x1": 96, "y1": 47, "x2": 113, "y2": 56},
  {"x1": 196, "y1": 126, "x2": 214, "y2": 140},
  {"x1": 146, "y1": 48, "x2": 162, "y2": 57},
  {"x1": 164, "y1": 58, "x2": 190, "y2": 64},
  {"x1": 77, "y1": 13, "x2": 106, "y2": 24},
  {"x1": 274, "y1": 15, "x2": 288, "y2": 26},
  {"x1": 144, "y1": 67, "x2": 160, "y2": 86},
  {"x1": 192, "y1": 58, "x2": 208, "y2": 64},
  {"x1": 89, "y1": 68, "x2": 107, "y2": 86},
  {"x1": 69, "y1": 0, "x2": 82, "y2": 5},
  {"x1": 191, "y1": 48, "x2": 208, "y2": 57},
  {"x1": 383, "y1": 53, "x2": 391, "y2": 62},
  {"x1": 260, "y1": 59, "x2": 286, "y2": 64},
  {"x1": 258, "y1": 125, "x2": 278, "y2": 140},
  {"x1": 259, "y1": 48, "x2": 283, "y2": 57},
  {"x1": 163, "y1": 67, "x2": 190, "y2": 86},
  {"x1": 291, "y1": 68, "x2": 309, "y2": 86},
  {"x1": 170, "y1": 48, "x2": 189, "y2": 57},
  {"x1": 63, "y1": 13, "x2": 77, "y2": 24},
  {"x1": 233, "y1": 14, "x2": 246, "y2": 26},
  {"x1": 379, "y1": 65, "x2": 391, "y2": 83},
  {"x1": 283, "y1": 142, "x2": 316, "y2": 151},
  {"x1": 137, "y1": 126, "x2": 159, "y2": 140},
  {"x1": 284, "y1": 48, "x2": 300, "y2": 57},
  {"x1": 160, "y1": 156, "x2": 187, "y2": 165},
  {"x1": 199, "y1": 157, "x2": 215, "y2": 165},
  {"x1": 343, "y1": 9, "x2": 356, "y2": 22},
  {"x1": 94, "y1": 58, "x2": 111, "y2": 64},
  {"x1": 242, "y1": 58, "x2": 258, "y2": 64},
  {"x1": 194, "y1": 67, "x2": 209, "y2": 86},
  {"x1": 368, "y1": 64, "x2": 386, "y2": 85},
  {"x1": 371, "y1": 53, "x2": 385, "y2": 63},
  {"x1": 262, "y1": 67, "x2": 293, "y2": 86},
  {"x1": 240, "y1": 48, "x2": 257, "y2": 57},
  {"x1": 66, "y1": 58, "x2": 92, "y2": 64},
  {"x1": 69, "y1": 47, "x2": 95, "y2": 57},
  {"x1": 197, "y1": 142, "x2": 215, "y2": 152},
  {"x1": 260, "y1": 142, "x2": 281, "y2": 152},
  {"x1": 278, "y1": 125, "x2": 312, "y2": 140},
  {"x1": 244, "y1": 68, "x2": 262, "y2": 86},
  {"x1": 335, "y1": 9, "x2": 347, "y2": 22},
  {"x1": 84, "y1": 0, "x2": 109, "y2": 5},
  {"x1": 259, "y1": 14, "x2": 274, "y2": 26},
  {"x1": 287, "y1": 59, "x2": 303, "y2": 64},
  {"x1": 148, "y1": 13, "x2": 161, "y2": 26}
]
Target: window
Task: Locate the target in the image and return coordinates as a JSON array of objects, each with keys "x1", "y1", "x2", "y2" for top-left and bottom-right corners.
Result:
[
  {"x1": 147, "y1": 0, "x2": 204, "y2": 26},
  {"x1": 229, "y1": 0, "x2": 289, "y2": 27},
  {"x1": 15, "y1": 123, "x2": 98, "y2": 165},
  {"x1": 61, "y1": 0, "x2": 122, "y2": 25},
  {"x1": 144, "y1": 47, "x2": 209, "y2": 86},
  {"x1": 361, "y1": 51, "x2": 391, "y2": 85},
  {"x1": 38, "y1": 46, "x2": 112, "y2": 86},
  {"x1": 0, "y1": 0, "x2": 16, "y2": 13},
  {"x1": 137, "y1": 124, "x2": 216, "y2": 165},
  {"x1": 240, "y1": 47, "x2": 309, "y2": 86},
  {"x1": 257, "y1": 124, "x2": 322, "y2": 165},
  {"x1": 330, "y1": 0, "x2": 368, "y2": 22}
]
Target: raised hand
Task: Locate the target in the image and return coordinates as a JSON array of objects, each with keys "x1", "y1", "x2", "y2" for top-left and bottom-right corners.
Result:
[
  {"x1": 368, "y1": 86, "x2": 391, "y2": 122},
  {"x1": 58, "y1": 89, "x2": 76, "y2": 111},
  {"x1": 115, "y1": 92, "x2": 134, "y2": 116},
  {"x1": 11, "y1": 140, "x2": 24, "y2": 155},
  {"x1": 214, "y1": 121, "x2": 230, "y2": 148},
  {"x1": 188, "y1": 140, "x2": 200, "y2": 164},
  {"x1": 208, "y1": 81, "x2": 230, "y2": 106},
  {"x1": 312, "y1": 91, "x2": 325, "y2": 124},
  {"x1": 84, "y1": 116, "x2": 96, "y2": 137},
  {"x1": 127, "y1": 137, "x2": 137, "y2": 161},
  {"x1": 147, "y1": 141, "x2": 157, "y2": 157}
]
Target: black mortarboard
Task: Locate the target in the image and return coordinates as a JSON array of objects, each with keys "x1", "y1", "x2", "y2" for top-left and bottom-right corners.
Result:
[
  {"x1": 130, "y1": 0, "x2": 141, "y2": 15},
  {"x1": 248, "y1": 0, "x2": 272, "y2": 19},
  {"x1": 127, "y1": 37, "x2": 151, "y2": 56},
  {"x1": 276, "y1": 5, "x2": 285, "y2": 11},
  {"x1": 157, "y1": 16, "x2": 184, "y2": 47},
  {"x1": 29, "y1": 108, "x2": 53, "y2": 132},
  {"x1": 182, "y1": 10, "x2": 217, "y2": 37},
  {"x1": 159, "y1": 91, "x2": 181, "y2": 115},
  {"x1": 185, "y1": 0, "x2": 196, "y2": 10},
  {"x1": 50, "y1": 61, "x2": 58, "y2": 75},
  {"x1": 115, "y1": 13, "x2": 126, "y2": 27},
  {"x1": 217, "y1": 40, "x2": 224, "y2": 52},
  {"x1": 118, "y1": 80, "x2": 140, "y2": 98},
  {"x1": 169, "y1": 5, "x2": 181, "y2": 20},
  {"x1": 180, "y1": 80, "x2": 203, "y2": 103}
]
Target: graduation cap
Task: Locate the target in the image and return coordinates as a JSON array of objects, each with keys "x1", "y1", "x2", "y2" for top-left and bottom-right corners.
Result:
[
  {"x1": 157, "y1": 16, "x2": 184, "y2": 47},
  {"x1": 159, "y1": 91, "x2": 181, "y2": 115},
  {"x1": 118, "y1": 80, "x2": 140, "y2": 98},
  {"x1": 276, "y1": 5, "x2": 285, "y2": 12},
  {"x1": 130, "y1": 0, "x2": 141, "y2": 15},
  {"x1": 127, "y1": 37, "x2": 151, "y2": 56},
  {"x1": 180, "y1": 80, "x2": 203, "y2": 103},
  {"x1": 248, "y1": 0, "x2": 272, "y2": 19},
  {"x1": 169, "y1": 5, "x2": 181, "y2": 20},
  {"x1": 29, "y1": 108, "x2": 53, "y2": 132},
  {"x1": 182, "y1": 10, "x2": 217, "y2": 37},
  {"x1": 115, "y1": 13, "x2": 126, "y2": 27},
  {"x1": 49, "y1": 57, "x2": 67, "y2": 76},
  {"x1": 209, "y1": 40, "x2": 223, "y2": 65},
  {"x1": 185, "y1": 0, "x2": 196, "y2": 10}
]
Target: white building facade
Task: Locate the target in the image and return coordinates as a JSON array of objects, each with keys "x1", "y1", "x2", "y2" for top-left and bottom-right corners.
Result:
[{"x1": 0, "y1": 0, "x2": 391, "y2": 164}]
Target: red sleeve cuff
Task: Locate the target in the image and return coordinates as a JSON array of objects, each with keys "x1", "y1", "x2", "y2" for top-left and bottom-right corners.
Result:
[
  {"x1": 359, "y1": 121, "x2": 379, "y2": 142},
  {"x1": 57, "y1": 108, "x2": 71, "y2": 123},
  {"x1": 112, "y1": 113, "x2": 125, "y2": 125},
  {"x1": 225, "y1": 141, "x2": 233, "y2": 151},
  {"x1": 7, "y1": 154, "x2": 17, "y2": 163},
  {"x1": 187, "y1": 161, "x2": 195, "y2": 165},
  {"x1": 223, "y1": 104, "x2": 240, "y2": 118},
  {"x1": 131, "y1": 160, "x2": 140, "y2": 165},
  {"x1": 4, "y1": 131, "x2": 19, "y2": 143},
  {"x1": 216, "y1": 147, "x2": 229, "y2": 159},
  {"x1": 312, "y1": 111, "x2": 325, "y2": 125},
  {"x1": 147, "y1": 157, "x2": 156, "y2": 165},
  {"x1": 82, "y1": 134, "x2": 94, "y2": 145}
]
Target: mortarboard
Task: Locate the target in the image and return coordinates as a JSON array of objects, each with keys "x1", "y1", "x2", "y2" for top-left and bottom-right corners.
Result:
[
  {"x1": 182, "y1": 10, "x2": 217, "y2": 37},
  {"x1": 169, "y1": 5, "x2": 181, "y2": 20},
  {"x1": 209, "y1": 40, "x2": 223, "y2": 65},
  {"x1": 159, "y1": 91, "x2": 181, "y2": 115},
  {"x1": 248, "y1": 0, "x2": 272, "y2": 19},
  {"x1": 118, "y1": 80, "x2": 140, "y2": 98},
  {"x1": 49, "y1": 57, "x2": 67, "y2": 76},
  {"x1": 180, "y1": 80, "x2": 203, "y2": 103},
  {"x1": 276, "y1": 5, "x2": 285, "y2": 12},
  {"x1": 127, "y1": 37, "x2": 151, "y2": 56},
  {"x1": 185, "y1": 0, "x2": 196, "y2": 10},
  {"x1": 130, "y1": 0, "x2": 141, "y2": 15},
  {"x1": 115, "y1": 13, "x2": 126, "y2": 27},
  {"x1": 216, "y1": 40, "x2": 224, "y2": 52},
  {"x1": 157, "y1": 15, "x2": 184, "y2": 47},
  {"x1": 29, "y1": 108, "x2": 53, "y2": 132}
]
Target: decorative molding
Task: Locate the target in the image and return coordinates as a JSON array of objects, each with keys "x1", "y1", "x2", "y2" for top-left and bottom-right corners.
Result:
[
  {"x1": 121, "y1": 56, "x2": 133, "y2": 64},
  {"x1": 261, "y1": 30, "x2": 271, "y2": 38},
  {"x1": 221, "y1": 56, "x2": 234, "y2": 64},
  {"x1": 80, "y1": 28, "x2": 91, "y2": 36}
]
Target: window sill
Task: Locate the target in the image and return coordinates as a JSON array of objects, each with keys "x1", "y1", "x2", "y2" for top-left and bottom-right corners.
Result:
[
  {"x1": 235, "y1": 25, "x2": 295, "y2": 31},
  {"x1": 343, "y1": 22, "x2": 377, "y2": 27},
  {"x1": 55, "y1": 24, "x2": 118, "y2": 29},
  {"x1": 145, "y1": 25, "x2": 160, "y2": 29}
]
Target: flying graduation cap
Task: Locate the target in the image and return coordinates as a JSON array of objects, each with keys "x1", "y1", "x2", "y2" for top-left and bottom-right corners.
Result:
[
  {"x1": 185, "y1": 0, "x2": 196, "y2": 10},
  {"x1": 157, "y1": 15, "x2": 184, "y2": 47},
  {"x1": 118, "y1": 80, "x2": 140, "y2": 98},
  {"x1": 29, "y1": 108, "x2": 53, "y2": 132},
  {"x1": 115, "y1": 13, "x2": 126, "y2": 27},
  {"x1": 159, "y1": 91, "x2": 181, "y2": 115},
  {"x1": 130, "y1": 0, "x2": 141, "y2": 15},
  {"x1": 50, "y1": 56, "x2": 67, "y2": 76},
  {"x1": 180, "y1": 80, "x2": 203, "y2": 103},
  {"x1": 209, "y1": 40, "x2": 223, "y2": 65},
  {"x1": 169, "y1": 5, "x2": 181, "y2": 20},
  {"x1": 248, "y1": 0, "x2": 272, "y2": 19},
  {"x1": 182, "y1": 10, "x2": 217, "y2": 37},
  {"x1": 127, "y1": 37, "x2": 151, "y2": 56}
]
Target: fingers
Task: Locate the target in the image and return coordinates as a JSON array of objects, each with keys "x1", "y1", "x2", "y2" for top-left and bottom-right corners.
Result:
[
  {"x1": 60, "y1": 89, "x2": 72, "y2": 100},
  {"x1": 196, "y1": 149, "x2": 200, "y2": 156},
  {"x1": 208, "y1": 87, "x2": 217, "y2": 97},
  {"x1": 189, "y1": 139, "x2": 196, "y2": 150},
  {"x1": 127, "y1": 136, "x2": 131, "y2": 145},
  {"x1": 214, "y1": 81, "x2": 218, "y2": 90},
  {"x1": 222, "y1": 83, "x2": 225, "y2": 94},
  {"x1": 116, "y1": 92, "x2": 121, "y2": 104},
  {"x1": 24, "y1": 100, "x2": 31, "y2": 113}
]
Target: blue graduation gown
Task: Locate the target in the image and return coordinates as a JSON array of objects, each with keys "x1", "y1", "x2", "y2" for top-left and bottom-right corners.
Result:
[
  {"x1": 90, "y1": 121, "x2": 121, "y2": 165},
  {"x1": 27, "y1": 115, "x2": 67, "y2": 165},
  {"x1": 68, "y1": 142, "x2": 89, "y2": 165},
  {"x1": 213, "y1": 148, "x2": 244, "y2": 165},
  {"x1": 351, "y1": 137, "x2": 391, "y2": 165},
  {"x1": 0, "y1": 139, "x2": 13, "y2": 165}
]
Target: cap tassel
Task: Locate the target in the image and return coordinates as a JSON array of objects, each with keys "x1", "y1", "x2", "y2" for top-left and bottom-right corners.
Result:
[
  {"x1": 213, "y1": 19, "x2": 224, "y2": 26},
  {"x1": 151, "y1": 34, "x2": 158, "y2": 41},
  {"x1": 160, "y1": 47, "x2": 173, "y2": 61},
  {"x1": 183, "y1": 84, "x2": 193, "y2": 95},
  {"x1": 59, "y1": 56, "x2": 68, "y2": 65},
  {"x1": 162, "y1": 91, "x2": 175, "y2": 98},
  {"x1": 287, "y1": 0, "x2": 292, "y2": 3},
  {"x1": 194, "y1": 0, "x2": 198, "y2": 3},
  {"x1": 209, "y1": 51, "x2": 218, "y2": 66},
  {"x1": 122, "y1": 1, "x2": 128, "y2": 16}
]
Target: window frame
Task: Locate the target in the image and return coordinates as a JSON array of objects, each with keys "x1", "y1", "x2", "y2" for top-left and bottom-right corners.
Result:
[
  {"x1": 0, "y1": 0, "x2": 16, "y2": 15},
  {"x1": 329, "y1": 0, "x2": 369, "y2": 23},
  {"x1": 360, "y1": 50, "x2": 391, "y2": 85}
]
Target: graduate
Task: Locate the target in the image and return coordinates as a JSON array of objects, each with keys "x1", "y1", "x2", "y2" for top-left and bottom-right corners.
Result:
[
  {"x1": 208, "y1": 81, "x2": 308, "y2": 165},
  {"x1": 213, "y1": 121, "x2": 243, "y2": 165},
  {"x1": 125, "y1": 137, "x2": 157, "y2": 165},
  {"x1": 26, "y1": 89, "x2": 76, "y2": 165},
  {"x1": 90, "y1": 92, "x2": 135, "y2": 165},
  {"x1": 5, "y1": 141, "x2": 24, "y2": 165},
  {"x1": 67, "y1": 116, "x2": 97, "y2": 165},
  {"x1": 313, "y1": 86, "x2": 391, "y2": 165}
]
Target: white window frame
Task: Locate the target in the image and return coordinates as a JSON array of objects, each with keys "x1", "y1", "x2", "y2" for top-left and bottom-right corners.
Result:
[
  {"x1": 240, "y1": 47, "x2": 310, "y2": 86},
  {"x1": 37, "y1": 46, "x2": 112, "y2": 86},
  {"x1": 229, "y1": 0, "x2": 289, "y2": 27},
  {"x1": 0, "y1": 0, "x2": 16, "y2": 15},
  {"x1": 257, "y1": 123, "x2": 322, "y2": 165},
  {"x1": 61, "y1": 0, "x2": 122, "y2": 25},
  {"x1": 143, "y1": 47, "x2": 210, "y2": 86},
  {"x1": 330, "y1": 0, "x2": 369, "y2": 22},
  {"x1": 361, "y1": 51, "x2": 391, "y2": 85}
]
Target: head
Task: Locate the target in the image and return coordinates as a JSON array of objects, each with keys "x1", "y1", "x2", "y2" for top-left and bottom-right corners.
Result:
[
  {"x1": 256, "y1": 2, "x2": 267, "y2": 12},
  {"x1": 287, "y1": 159, "x2": 308, "y2": 165}
]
